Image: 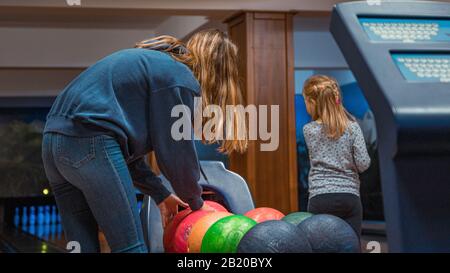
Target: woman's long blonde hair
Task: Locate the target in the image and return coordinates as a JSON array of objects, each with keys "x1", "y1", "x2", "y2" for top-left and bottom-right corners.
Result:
[
  {"x1": 303, "y1": 75, "x2": 354, "y2": 140},
  {"x1": 135, "y1": 29, "x2": 247, "y2": 154}
]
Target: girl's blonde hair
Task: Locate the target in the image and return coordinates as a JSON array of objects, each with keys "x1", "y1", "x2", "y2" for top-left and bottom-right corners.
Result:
[
  {"x1": 135, "y1": 29, "x2": 247, "y2": 154},
  {"x1": 303, "y1": 75, "x2": 354, "y2": 140}
]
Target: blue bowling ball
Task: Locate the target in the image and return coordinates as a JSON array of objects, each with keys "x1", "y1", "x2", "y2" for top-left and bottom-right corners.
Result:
[
  {"x1": 297, "y1": 214, "x2": 360, "y2": 253},
  {"x1": 237, "y1": 220, "x2": 312, "y2": 253}
]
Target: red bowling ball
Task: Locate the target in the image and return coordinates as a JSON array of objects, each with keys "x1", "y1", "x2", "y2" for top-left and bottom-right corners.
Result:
[
  {"x1": 204, "y1": 200, "x2": 228, "y2": 212},
  {"x1": 244, "y1": 207, "x2": 285, "y2": 223},
  {"x1": 163, "y1": 208, "x2": 191, "y2": 253},
  {"x1": 172, "y1": 210, "x2": 211, "y2": 253},
  {"x1": 163, "y1": 200, "x2": 228, "y2": 253}
]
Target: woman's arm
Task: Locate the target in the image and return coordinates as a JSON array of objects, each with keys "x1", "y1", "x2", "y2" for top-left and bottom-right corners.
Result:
[
  {"x1": 148, "y1": 86, "x2": 204, "y2": 210},
  {"x1": 128, "y1": 157, "x2": 171, "y2": 205}
]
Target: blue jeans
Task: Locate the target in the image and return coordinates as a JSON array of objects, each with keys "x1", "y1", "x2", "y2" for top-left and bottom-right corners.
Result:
[{"x1": 42, "y1": 133, "x2": 148, "y2": 253}]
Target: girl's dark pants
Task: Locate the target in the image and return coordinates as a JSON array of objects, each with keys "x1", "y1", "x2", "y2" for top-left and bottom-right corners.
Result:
[{"x1": 307, "y1": 193, "x2": 362, "y2": 238}]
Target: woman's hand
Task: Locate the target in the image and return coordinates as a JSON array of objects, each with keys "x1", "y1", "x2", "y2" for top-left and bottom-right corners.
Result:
[{"x1": 158, "y1": 194, "x2": 189, "y2": 228}]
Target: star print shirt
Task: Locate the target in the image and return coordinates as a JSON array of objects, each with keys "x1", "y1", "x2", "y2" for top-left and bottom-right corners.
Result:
[{"x1": 303, "y1": 121, "x2": 371, "y2": 198}]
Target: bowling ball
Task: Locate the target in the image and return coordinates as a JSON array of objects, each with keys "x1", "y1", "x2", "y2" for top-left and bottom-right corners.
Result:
[
  {"x1": 163, "y1": 201, "x2": 228, "y2": 253},
  {"x1": 297, "y1": 214, "x2": 360, "y2": 253},
  {"x1": 203, "y1": 201, "x2": 228, "y2": 212},
  {"x1": 244, "y1": 207, "x2": 285, "y2": 223},
  {"x1": 201, "y1": 215, "x2": 257, "y2": 253},
  {"x1": 172, "y1": 210, "x2": 211, "y2": 253},
  {"x1": 188, "y1": 211, "x2": 233, "y2": 253},
  {"x1": 237, "y1": 220, "x2": 312, "y2": 253},
  {"x1": 163, "y1": 209, "x2": 191, "y2": 253},
  {"x1": 282, "y1": 211, "x2": 313, "y2": 225}
]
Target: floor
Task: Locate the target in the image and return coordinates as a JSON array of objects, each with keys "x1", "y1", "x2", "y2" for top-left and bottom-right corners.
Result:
[
  {"x1": 0, "y1": 224, "x2": 111, "y2": 253},
  {"x1": 1, "y1": 223, "x2": 387, "y2": 253}
]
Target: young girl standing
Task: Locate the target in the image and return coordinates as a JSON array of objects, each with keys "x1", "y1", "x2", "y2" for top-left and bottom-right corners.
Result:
[{"x1": 302, "y1": 75, "x2": 371, "y2": 237}]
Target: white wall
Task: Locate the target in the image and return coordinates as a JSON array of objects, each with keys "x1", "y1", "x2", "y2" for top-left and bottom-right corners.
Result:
[
  {"x1": 294, "y1": 31, "x2": 349, "y2": 69},
  {"x1": 0, "y1": 27, "x2": 155, "y2": 68},
  {"x1": 1, "y1": 12, "x2": 355, "y2": 97},
  {"x1": 0, "y1": 68, "x2": 83, "y2": 97},
  {"x1": 293, "y1": 15, "x2": 356, "y2": 93},
  {"x1": 0, "y1": 26, "x2": 156, "y2": 97},
  {"x1": 0, "y1": 0, "x2": 346, "y2": 12},
  {"x1": 154, "y1": 16, "x2": 208, "y2": 39},
  {"x1": 0, "y1": 9, "x2": 231, "y2": 97},
  {"x1": 293, "y1": 16, "x2": 348, "y2": 69}
]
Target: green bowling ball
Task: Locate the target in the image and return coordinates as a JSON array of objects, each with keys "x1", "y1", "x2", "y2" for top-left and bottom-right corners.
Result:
[
  {"x1": 201, "y1": 215, "x2": 257, "y2": 253},
  {"x1": 282, "y1": 212, "x2": 313, "y2": 225}
]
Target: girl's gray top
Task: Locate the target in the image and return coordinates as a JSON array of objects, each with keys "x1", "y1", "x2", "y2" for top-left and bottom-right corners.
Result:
[{"x1": 303, "y1": 121, "x2": 371, "y2": 198}]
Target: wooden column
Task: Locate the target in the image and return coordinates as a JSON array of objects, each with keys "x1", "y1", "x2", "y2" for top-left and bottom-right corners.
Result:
[{"x1": 226, "y1": 12, "x2": 298, "y2": 213}]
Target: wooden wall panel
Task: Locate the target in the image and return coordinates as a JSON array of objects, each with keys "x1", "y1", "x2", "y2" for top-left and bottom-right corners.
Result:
[
  {"x1": 226, "y1": 12, "x2": 298, "y2": 213},
  {"x1": 227, "y1": 13, "x2": 257, "y2": 198}
]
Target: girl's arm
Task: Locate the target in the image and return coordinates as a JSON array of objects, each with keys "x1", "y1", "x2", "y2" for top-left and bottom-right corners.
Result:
[
  {"x1": 351, "y1": 122, "x2": 371, "y2": 173},
  {"x1": 302, "y1": 124, "x2": 312, "y2": 157},
  {"x1": 128, "y1": 157, "x2": 171, "y2": 205},
  {"x1": 148, "y1": 86, "x2": 204, "y2": 211}
]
